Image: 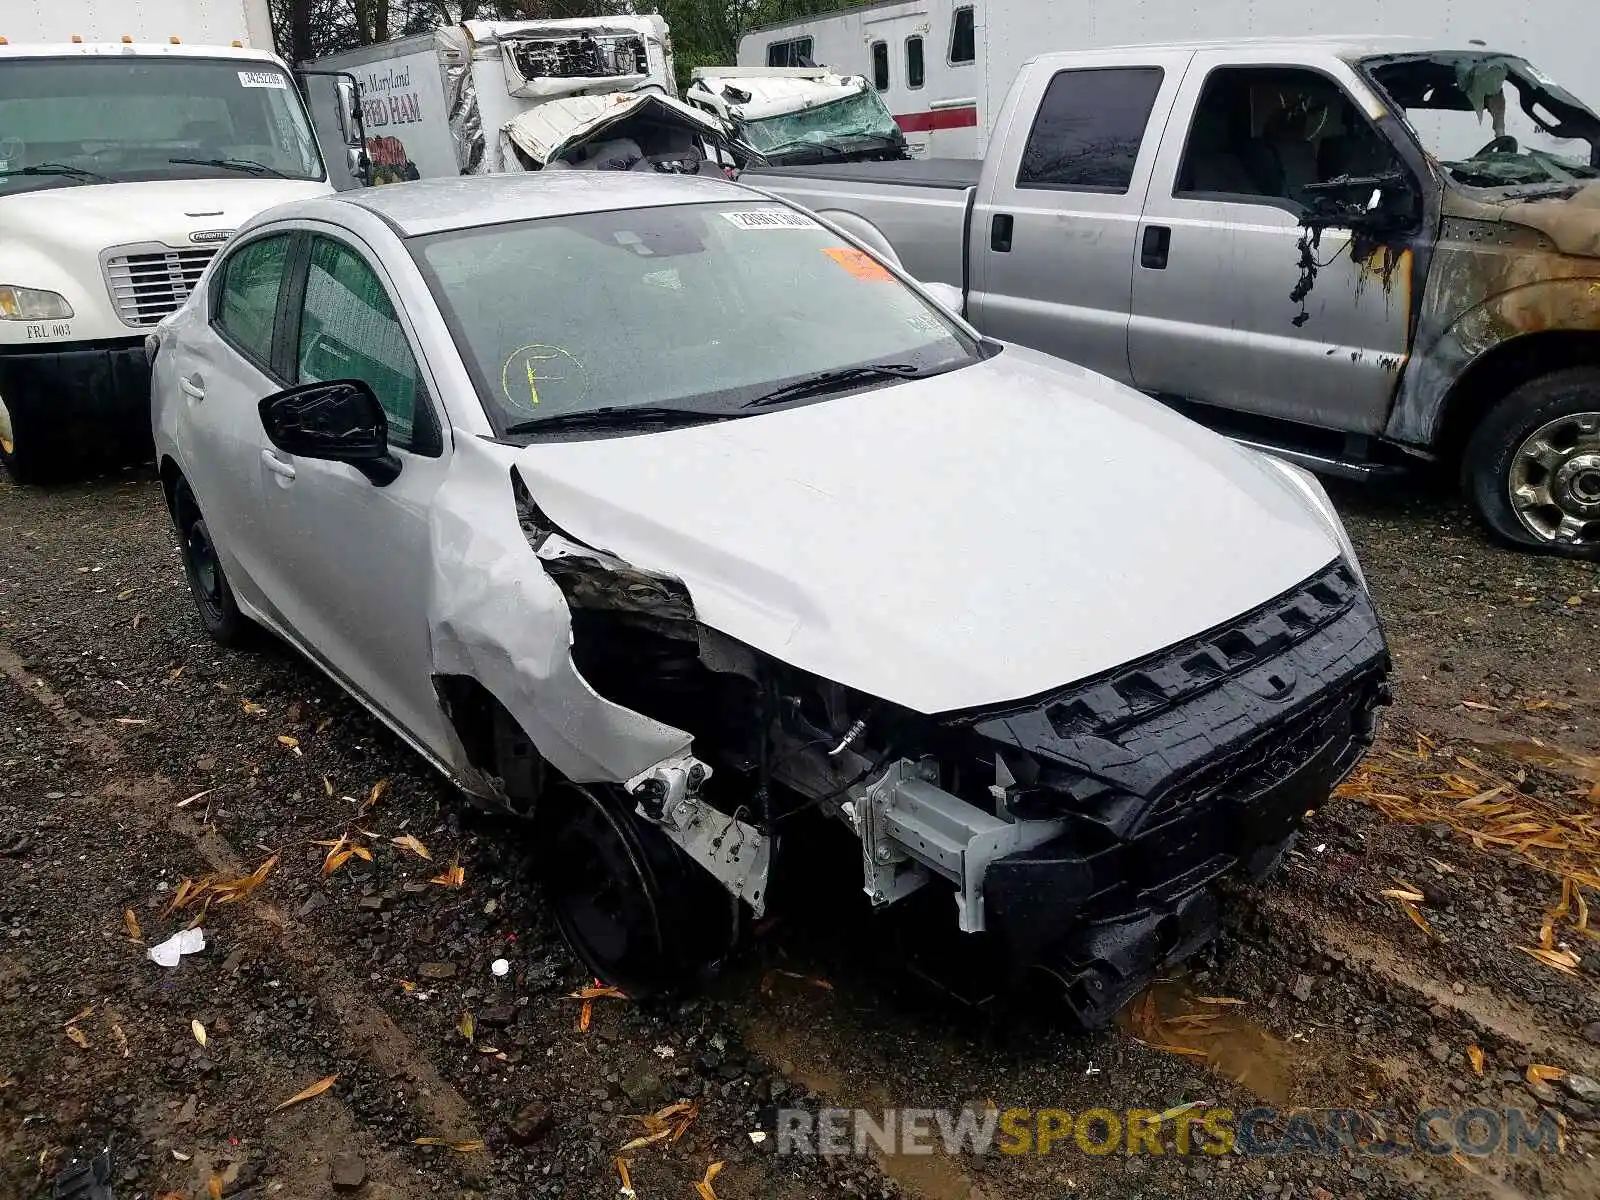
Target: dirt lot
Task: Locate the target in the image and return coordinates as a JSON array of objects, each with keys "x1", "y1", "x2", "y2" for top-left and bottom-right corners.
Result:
[{"x1": 1, "y1": 467, "x2": 1598, "y2": 1200}]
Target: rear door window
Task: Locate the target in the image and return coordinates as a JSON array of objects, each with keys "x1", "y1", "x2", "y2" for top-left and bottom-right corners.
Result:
[{"x1": 1017, "y1": 67, "x2": 1165, "y2": 193}]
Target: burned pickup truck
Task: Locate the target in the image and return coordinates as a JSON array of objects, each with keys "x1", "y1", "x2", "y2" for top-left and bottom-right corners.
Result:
[
  {"x1": 745, "y1": 38, "x2": 1600, "y2": 559},
  {"x1": 150, "y1": 175, "x2": 1389, "y2": 1027}
]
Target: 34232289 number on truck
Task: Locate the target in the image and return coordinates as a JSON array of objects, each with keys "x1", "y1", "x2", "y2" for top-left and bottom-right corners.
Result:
[{"x1": 746, "y1": 36, "x2": 1600, "y2": 559}]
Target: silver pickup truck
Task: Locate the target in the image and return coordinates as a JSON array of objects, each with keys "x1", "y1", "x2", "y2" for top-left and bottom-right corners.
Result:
[{"x1": 745, "y1": 36, "x2": 1600, "y2": 559}]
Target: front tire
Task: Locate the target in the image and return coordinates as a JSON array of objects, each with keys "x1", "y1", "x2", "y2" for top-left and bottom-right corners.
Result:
[
  {"x1": 0, "y1": 390, "x2": 63, "y2": 484},
  {"x1": 171, "y1": 477, "x2": 251, "y2": 645},
  {"x1": 1463, "y1": 367, "x2": 1600, "y2": 559},
  {"x1": 534, "y1": 781, "x2": 737, "y2": 998}
]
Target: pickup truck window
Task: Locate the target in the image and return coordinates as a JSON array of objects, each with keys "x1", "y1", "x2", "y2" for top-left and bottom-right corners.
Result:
[
  {"x1": 1017, "y1": 67, "x2": 1164, "y2": 194},
  {"x1": 949, "y1": 7, "x2": 976, "y2": 66},
  {"x1": 872, "y1": 41, "x2": 890, "y2": 92},
  {"x1": 1175, "y1": 67, "x2": 1407, "y2": 211}
]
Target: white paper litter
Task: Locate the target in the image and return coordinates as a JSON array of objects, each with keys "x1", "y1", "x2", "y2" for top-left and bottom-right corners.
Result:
[
  {"x1": 147, "y1": 927, "x2": 205, "y2": 967},
  {"x1": 491, "y1": 958, "x2": 510, "y2": 977}
]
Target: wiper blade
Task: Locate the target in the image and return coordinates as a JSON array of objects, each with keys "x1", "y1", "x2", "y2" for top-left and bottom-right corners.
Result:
[
  {"x1": 169, "y1": 156, "x2": 288, "y2": 178},
  {"x1": 502, "y1": 405, "x2": 735, "y2": 436},
  {"x1": 0, "y1": 162, "x2": 110, "y2": 182},
  {"x1": 742, "y1": 363, "x2": 927, "y2": 409}
]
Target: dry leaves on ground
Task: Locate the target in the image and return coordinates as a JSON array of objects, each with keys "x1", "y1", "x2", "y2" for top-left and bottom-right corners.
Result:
[
  {"x1": 1336, "y1": 728, "x2": 1600, "y2": 888},
  {"x1": 391, "y1": 834, "x2": 431, "y2": 860},
  {"x1": 694, "y1": 1161, "x2": 725, "y2": 1200},
  {"x1": 271, "y1": 1074, "x2": 338, "y2": 1113},
  {"x1": 759, "y1": 969, "x2": 835, "y2": 996},
  {"x1": 570, "y1": 981, "x2": 626, "y2": 1033},
  {"x1": 413, "y1": 1138, "x2": 485, "y2": 1152},
  {"x1": 620, "y1": 1100, "x2": 699, "y2": 1152},
  {"x1": 429, "y1": 859, "x2": 466, "y2": 888},
  {"x1": 164, "y1": 855, "x2": 280, "y2": 926}
]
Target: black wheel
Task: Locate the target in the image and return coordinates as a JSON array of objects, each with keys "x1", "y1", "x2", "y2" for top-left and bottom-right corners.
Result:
[
  {"x1": 0, "y1": 389, "x2": 64, "y2": 484},
  {"x1": 1463, "y1": 367, "x2": 1600, "y2": 559},
  {"x1": 171, "y1": 477, "x2": 251, "y2": 645},
  {"x1": 534, "y1": 782, "x2": 736, "y2": 998}
]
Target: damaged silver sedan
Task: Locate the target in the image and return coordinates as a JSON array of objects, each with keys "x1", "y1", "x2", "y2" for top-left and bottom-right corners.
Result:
[{"x1": 150, "y1": 173, "x2": 1390, "y2": 1026}]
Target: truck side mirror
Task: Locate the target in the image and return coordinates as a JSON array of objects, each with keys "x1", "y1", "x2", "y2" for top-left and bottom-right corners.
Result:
[
  {"x1": 346, "y1": 146, "x2": 371, "y2": 187},
  {"x1": 1303, "y1": 171, "x2": 1417, "y2": 231},
  {"x1": 335, "y1": 78, "x2": 363, "y2": 149}
]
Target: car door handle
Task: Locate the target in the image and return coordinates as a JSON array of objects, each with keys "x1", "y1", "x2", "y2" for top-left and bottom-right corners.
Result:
[
  {"x1": 179, "y1": 374, "x2": 205, "y2": 400},
  {"x1": 260, "y1": 449, "x2": 297, "y2": 481},
  {"x1": 1141, "y1": 225, "x2": 1172, "y2": 270},
  {"x1": 990, "y1": 213, "x2": 1014, "y2": 253}
]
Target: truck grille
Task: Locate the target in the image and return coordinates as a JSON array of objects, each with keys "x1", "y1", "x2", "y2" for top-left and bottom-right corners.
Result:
[{"x1": 103, "y1": 247, "x2": 217, "y2": 327}]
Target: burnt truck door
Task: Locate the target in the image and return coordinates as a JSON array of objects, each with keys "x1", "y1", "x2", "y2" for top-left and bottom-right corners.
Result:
[{"x1": 1128, "y1": 51, "x2": 1432, "y2": 437}]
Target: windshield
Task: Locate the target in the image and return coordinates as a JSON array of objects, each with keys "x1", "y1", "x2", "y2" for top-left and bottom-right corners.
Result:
[
  {"x1": 1365, "y1": 53, "x2": 1600, "y2": 191},
  {"x1": 0, "y1": 56, "x2": 325, "y2": 196},
  {"x1": 737, "y1": 89, "x2": 902, "y2": 155},
  {"x1": 413, "y1": 201, "x2": 978, "y2": 437}
]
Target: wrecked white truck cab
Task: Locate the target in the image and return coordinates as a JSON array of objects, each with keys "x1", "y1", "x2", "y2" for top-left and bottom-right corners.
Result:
[{"x1": 150, "y1": 173, "x2": 1390, "y2": 1027}]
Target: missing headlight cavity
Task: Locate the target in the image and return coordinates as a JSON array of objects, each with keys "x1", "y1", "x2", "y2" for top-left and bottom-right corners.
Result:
[{"x1": 512, "y1": 469, "x2": 1389, "y2": 1027}]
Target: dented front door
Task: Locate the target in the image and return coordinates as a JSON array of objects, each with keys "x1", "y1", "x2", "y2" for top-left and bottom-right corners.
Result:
[{"x1": 1127, "y1": 52, "x2": 1420, "y2": 435}]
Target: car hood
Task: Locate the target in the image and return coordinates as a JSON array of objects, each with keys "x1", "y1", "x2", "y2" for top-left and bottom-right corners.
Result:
[
  {"x1": 512, "y1": 348, "x2": 1342, "y2": 714},
  {"x1": 0, "y1": 178, "x2": 331, "y2": 252}
]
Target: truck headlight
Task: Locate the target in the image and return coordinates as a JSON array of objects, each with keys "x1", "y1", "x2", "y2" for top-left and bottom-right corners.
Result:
[
  {"x1": 1263, "y1": 455, "x2": 1367, "y2": 586},
  {"x1": 0, "y1": 285, "x2": 74, "y2": 321}
]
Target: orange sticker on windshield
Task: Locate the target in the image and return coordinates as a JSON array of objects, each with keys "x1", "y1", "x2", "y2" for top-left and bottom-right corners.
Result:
[{"x1": 822, "y1": 246, "x2": 894, "y2": 281}]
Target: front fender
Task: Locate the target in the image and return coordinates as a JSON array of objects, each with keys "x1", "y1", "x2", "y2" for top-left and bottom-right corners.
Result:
[{"x1": 1387, "y1": 220, "x2": 1600, "y2": 446}]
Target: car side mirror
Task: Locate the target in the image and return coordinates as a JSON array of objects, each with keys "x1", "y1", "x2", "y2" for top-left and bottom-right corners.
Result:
[{"x1": 258, "y1": 379, "x2": 401, "y2": 487}]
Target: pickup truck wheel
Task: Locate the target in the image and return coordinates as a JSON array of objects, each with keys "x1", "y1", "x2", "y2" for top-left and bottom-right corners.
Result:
[
  {"x1": 535, "y1": 781, "x2": 736, "y2": 998},
  {"x1": 171, "y1": 478, "x2": 251, "y2": 645},
  {"x1": 1463, "y1": 367, "x2": 1600, "y2": 559}
]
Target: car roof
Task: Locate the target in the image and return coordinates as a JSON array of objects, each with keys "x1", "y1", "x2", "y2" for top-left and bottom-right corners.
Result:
[{"x1": 309, "y1": 172, "x2": 767, "y2": 237}]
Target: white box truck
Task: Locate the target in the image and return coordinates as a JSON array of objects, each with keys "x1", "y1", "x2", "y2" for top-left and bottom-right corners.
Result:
[
  {"x1": 301, "y1": 16, "x2": 681, "y2": 188},
  {"x1": 0, "y1": 0, "x2": 332, "y2": 482},
  {"x1": 739, "y1": 0, "x2": 1596, "y2": 159}
]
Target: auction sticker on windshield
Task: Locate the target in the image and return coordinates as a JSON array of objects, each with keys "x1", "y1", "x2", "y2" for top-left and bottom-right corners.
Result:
[
  {"x1": 239, "y1": 71, "x2": 288, "y2": 88},
  {"x1": 721, "y1": 209, "x2": 817, "y2": 230},
  {"x1": 822, "y1": 246, "x2": 894, "y2": 281}
]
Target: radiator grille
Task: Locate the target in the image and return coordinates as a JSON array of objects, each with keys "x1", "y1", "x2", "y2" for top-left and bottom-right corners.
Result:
[{"x1": 103, "y1": 247, "x2": 217, "y2": 327}]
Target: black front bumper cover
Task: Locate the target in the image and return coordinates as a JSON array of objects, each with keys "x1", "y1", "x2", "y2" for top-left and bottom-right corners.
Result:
[{"x1": 956, "y1": 560, "x2": 1390, "y2": 1027}]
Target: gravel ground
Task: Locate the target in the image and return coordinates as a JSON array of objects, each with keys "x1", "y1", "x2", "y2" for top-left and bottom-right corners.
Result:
[{"x1": 0, "y1": 465, "x2": 1597, "y2": 1200}]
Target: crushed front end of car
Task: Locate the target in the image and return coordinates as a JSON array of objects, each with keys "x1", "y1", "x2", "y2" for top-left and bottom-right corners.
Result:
[{"x1": 500, "y1": 459, "x2": 1388, "y2": 1025}]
